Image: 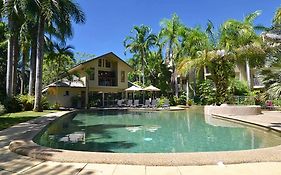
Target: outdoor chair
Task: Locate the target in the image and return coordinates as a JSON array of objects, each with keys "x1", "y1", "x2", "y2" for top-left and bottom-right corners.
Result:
[
  {"x1": 150, "y1": 99, "x2": 157, "y2": 108},
  {"x1": 127, "y1": 100, "x2": 133, "y2": 107},
  {"x1": 117, "y1": 100, "x2": 124, "y2": 107},
  {"x1": 144, "y1": 100, "x2": 151, "y2": 108},
  {"x1": 133, "y1": 100, "x2": 140, "y2": 107},
  {"x1": 162, "y1": 99, "x2": 170, "y2": 109}
]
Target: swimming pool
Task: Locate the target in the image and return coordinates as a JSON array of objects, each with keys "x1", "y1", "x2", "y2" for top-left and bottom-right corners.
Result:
[{"x1": 33, "y1": 108, "x2": 281, "y2": 153}]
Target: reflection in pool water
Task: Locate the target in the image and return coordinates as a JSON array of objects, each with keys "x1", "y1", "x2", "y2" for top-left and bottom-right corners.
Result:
[{"x1": 33, "y1": 109, "x2": 281, "y2": 153}]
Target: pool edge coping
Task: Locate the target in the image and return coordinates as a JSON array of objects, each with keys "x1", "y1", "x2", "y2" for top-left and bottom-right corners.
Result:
[{"x1": 8, "y1": 110, "x2": 281, "y2": 166}]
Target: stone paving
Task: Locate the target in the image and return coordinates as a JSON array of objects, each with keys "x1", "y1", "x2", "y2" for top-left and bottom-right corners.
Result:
[{"x1": 1, "y1": 110, "x2": 281, "y2": 174}]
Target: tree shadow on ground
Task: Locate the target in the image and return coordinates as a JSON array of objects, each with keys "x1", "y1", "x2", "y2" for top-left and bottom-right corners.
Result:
[{"x1": 0, "y1": 116, "x2": 38, "y2": 131}]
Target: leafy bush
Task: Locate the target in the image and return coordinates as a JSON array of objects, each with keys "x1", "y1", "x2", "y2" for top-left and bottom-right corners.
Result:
[
  {"x1": 157, "y1": 97, "x2": 169, "y2": 107},
  {"x1": 187, "y1": 99, "x2": 193, "y2": 106},
  {"x1": 229, "y1": 79, "x2": 249, "y2": 96},
  {"x1": 178, "y1": 93, "x2": 187, "y2": 105},
  {"x1": 41, "y1": 96, "x2": 50, "y2": 109},
  {"x1": 50, "y1": 102, "x2": 61, "y2": 110},
  {"x1": 0, "y1": 103, "x2": 6, "y2": 115},
  {"x1": 169, "y1": 96, "x2": 176, "y2": 106},
  {"x1": 198, "y1": 80, "x2": 216, "y2": 105},
  {"x1": 3, "y1": 97, "x2": 22, "y2": 113},
  {"x1": 18, "y1": 95, "x2": 34, "y2": 111},
  {"x1": 273, "y1": 98, "x2": 281, "y2": 107}
]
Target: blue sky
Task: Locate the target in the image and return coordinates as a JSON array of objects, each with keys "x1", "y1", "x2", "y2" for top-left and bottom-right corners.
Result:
[{"x1": 69, "y1": 0, "x2": 280, "y2": 61}]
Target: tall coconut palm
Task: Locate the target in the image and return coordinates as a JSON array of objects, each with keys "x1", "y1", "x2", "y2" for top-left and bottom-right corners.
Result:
[
  {"x1": 43, "y1": 42, "x2": 75, "y2": 85},
  {"x1": 273, "y1": 7, "x2": 281, "y2": 27},
  {"x1": 159, "y1": 14, "x2": 186, "y2": 97},
  {"x1": 177, "y1": 27, "x2": 209, "y2": 100},
  {"x1": 124, "y1": 25, "x2": 157, "y2": 86},
  {"x1": 220, "y1": 11, "x2": 263, "y2": 88},
  {"x1": 3, "y1": 0, "x2": 18, "y2": 97},
  {"x1": 28, "y1": 0, "x2": 85, "y2": 111}
]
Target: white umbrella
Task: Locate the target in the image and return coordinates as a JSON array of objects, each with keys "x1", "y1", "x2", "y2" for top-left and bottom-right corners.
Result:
[
  {"x1": 144, "y1": 85, "x2": 160, "y2": 100},
  {"x1": 125, "y1": 86, "x2": 143, "y2": 100},
  {"x1": 144, "y1": 85, "x2": 160, "y2": 92},
  {"x1": 125, "y1": 86, "x2": 143, "y2": 92}
]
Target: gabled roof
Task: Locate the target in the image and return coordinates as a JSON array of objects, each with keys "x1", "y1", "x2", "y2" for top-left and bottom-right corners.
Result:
[{"x1": 69, "y1": 52, "x2": 133, "y2": 73}]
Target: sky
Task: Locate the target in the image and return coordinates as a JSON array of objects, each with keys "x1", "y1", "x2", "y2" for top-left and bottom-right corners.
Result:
[{"x1": 69, "y1": 0, "x2": 280, "y2": 61}]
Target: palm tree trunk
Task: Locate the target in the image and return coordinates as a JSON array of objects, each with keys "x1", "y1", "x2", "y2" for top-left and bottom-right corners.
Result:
[
  {"x1": 28, "y1": 37, "x2": 37, "y2": 96},
  {"x1": 186, "y1": 73, "x2": 189, "y2": 103},
  {"x1": 12, "y1": 32, "x2": 19, "y2": 95},
  {"x1": 246, "y1": 58, "x2": 251, "y2": 89},
  {"x1": 20, "y1": 46, "x2": 28, "y2": 94},
  {"x1": 6, "y1": 35, "x2": 13, "y2": 97},
  {"x1": 6, "y1": 18, "x2": 13, "y2": 97},
  {"x1": 174, "y1": 68, "x2": 179, "y2": 98},
  {"x1": 141, "y1": 52, "x2": 145, "y2": 86},
  {"x1": 33, "y1": 16, "x2": 45, "y2": 112},
  {"x1": 193, "y1": 68, "x2": 197, "y2": 98}
]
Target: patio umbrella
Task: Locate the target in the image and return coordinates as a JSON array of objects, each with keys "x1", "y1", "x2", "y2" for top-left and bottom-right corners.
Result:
[
  {"x1": 144, "y1": 85, "x2": 160, "y2": 91},
  {"x1": 144, "y1": 85, "x2": 160, "y2": 100},
  {"x1": 125, "y1": 85, "x2": 143, "y2": 92},
  {"x1": 125, "y1": 86, "x2": 143, "y2": 100}
]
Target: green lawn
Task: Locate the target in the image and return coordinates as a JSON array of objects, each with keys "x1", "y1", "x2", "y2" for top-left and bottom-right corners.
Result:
[{"x1": 0, "y1": 110, "x2": 58, "y2": 131}]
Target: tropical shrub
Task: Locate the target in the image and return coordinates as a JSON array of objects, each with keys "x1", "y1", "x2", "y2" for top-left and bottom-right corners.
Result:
[
  {"x1": 187, "y1": 99, "x2": 193, "y2": 106},
  {"x1": 3, "y1": 97, "x2": 22, "y2": 113},
  {"x1": 229, "y1": 79, "x2": 249, "y2": 96},
  {"x1": 18, "y1": 95, "x2": 35, "y2": 111},
  {"x1": 178, "y1": 93, "x2": 187, "y2": 105},
  {"x1": 0, "y1": 103, "x2": 6, "y2": 115},
  {"x1": 50, "y1": 103, "x2": 61, "y2": 110},
  {"x1": 199, "y1": 79, "x2": 216, "y2": 105},
  {"x1": 169, "y1": 96, "x2": 177, "y2": 106},
  {"x1": 157, "y1": 97, "x2": 169, "y2": 107},
  {"x1": 41, "y1": 96, "x2": 50, "y2": 110}
]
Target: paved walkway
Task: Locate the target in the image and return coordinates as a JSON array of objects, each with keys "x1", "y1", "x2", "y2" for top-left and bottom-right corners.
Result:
[
  {"x1": 1, "y1": 110, "x2": 281, "y2": 174},
  {"x1": 213, "y1": 110, "x2": 281, "y2": 132}
]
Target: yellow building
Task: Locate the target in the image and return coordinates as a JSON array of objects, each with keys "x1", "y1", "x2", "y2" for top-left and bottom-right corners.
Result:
[{"x1": 45, "y1": 52, "x2": 133, "y2": 108}]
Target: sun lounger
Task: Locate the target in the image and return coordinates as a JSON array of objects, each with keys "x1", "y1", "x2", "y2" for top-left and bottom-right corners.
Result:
[
  {"x1": 144, "y1": 100, "x2": 151, "y2": 108},
  {"x1": 117, "y1": 100, "x2": 124, "y2": 107},
  {"x1": 133, "y1": 100, "x2": 140, "y2": 107},
  {"x1": 150, "y1": 99, "x2": 157, "y2": 108},
  {"x1": 127, "y1": 100, "x2": 133, "y2": 107},
  {"x1": 162, "y1": 99, "x2": 170, "y2": 109}
]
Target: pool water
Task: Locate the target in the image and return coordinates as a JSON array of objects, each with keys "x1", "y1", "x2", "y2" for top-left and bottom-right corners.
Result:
[{"x1": 34, "y1": 109, "x2": 281, "y2": 153}]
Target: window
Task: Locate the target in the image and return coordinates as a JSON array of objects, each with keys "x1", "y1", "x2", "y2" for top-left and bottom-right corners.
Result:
[
  {"x1": 98, "y1": 71, "x2": 117, "y2": 86},
  {"x1": 98, "y1": 59, "x2": 102, "y2": 67},
  {"x1": 105, "y1": 60, "x2": 111, "y2": 68},
  {"x1": 121, "y1": 71, "x2": 125, "y2": 82},
  {"x1": 65, "y1": 91, "x2": 69, "y2": 96},
  {"x1": 89, "y1": 68, "x2": 95, "y2": 80}
]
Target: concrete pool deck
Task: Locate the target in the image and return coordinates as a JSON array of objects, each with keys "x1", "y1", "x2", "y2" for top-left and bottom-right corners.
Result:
[{"x1": 1, "y1": 110, "x2": 281, "y2": 174}]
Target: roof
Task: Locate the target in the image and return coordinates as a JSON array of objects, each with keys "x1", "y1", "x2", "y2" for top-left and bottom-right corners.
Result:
[
  {"x1": 69, "y1": 52, "x2": 133, "y2": 73},
  {"x1": 42, "y1": 79, "x2": 85, "y2": 92}
]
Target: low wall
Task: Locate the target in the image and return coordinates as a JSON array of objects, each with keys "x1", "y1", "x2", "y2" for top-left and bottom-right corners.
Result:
[{"x1": 204, "y1": 105, "x2": 261, "y2": 116}]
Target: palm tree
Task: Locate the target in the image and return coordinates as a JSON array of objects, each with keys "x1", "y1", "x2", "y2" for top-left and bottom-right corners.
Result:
[
  {"x1": 159, "y1": 14, "x2": 186, "y2": 97},
  {"x1": 273, "y1": 7, "x2": 281, "y2": 27},
  {"x1": 43, "y1": 42, "x2": 75, "y2": 85},
  {"x1": 27, "y1": 0, "x2": 85, "y2": 111},
  {"x1": 124, "y1": 25, "x2": 157, "y2": 86},
  {"x1": 220, "y1": 11, "x2": 263, "y2": 88},
  {"x1": 3, "y1": 0, "x2": 20, "y2": 97},
  {"x1": 261, "y1": 55, "x2": 281, "y2": 99},
  {"x1": 177, "y1": 27, "x2": 210, "y2": 100}
]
